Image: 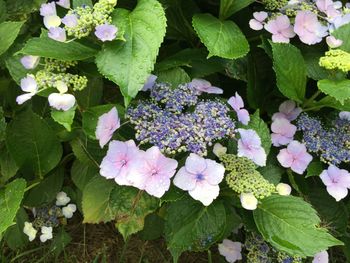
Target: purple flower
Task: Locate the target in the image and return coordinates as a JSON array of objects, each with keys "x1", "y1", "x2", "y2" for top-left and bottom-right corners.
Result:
[
  {"x1": 320, "y1": 165, "x2": 350, "y2": 201},
  {"x1": 173, "y1": 153, "x2": 225, "y2": 206},
  {"x1": 128, "y1": 146, "x2": 178, "y2": 198},
  {"x1": 188, "y1": 79, "x2": 223, "y2": 94},
  {"x1": 312, "y1": 250, "x2": 329, "y2": 263},
  {"x1": 277, "y1": 141, "x2": 313, "y2": 174},
  {"x1": 272, "y1": 100, "x2": 302, "y2": 121},
  {"x1": 271, "y1": 118, "x2": 297, "y2": 146},
  {"x1": 20, "y1": 55, "x2": 40, "y2": 69},
  {"x1": 43, "y1": 15, "x2": 61, "y2": 29},
  {"x1": 237, "y1": 129, "x2": 266, "y2": 166},
  {"x1": 339, "y1": 111, "x2": 350, "y2": 120},
  {"x1": 294, "y1": 11, "x2": 328, "y2": 45},
  {"x1": 264, "y1": 15, "x2": 295, "y2": 43},
  {"x1": 249, "y1": 11, "x2": 268, "y2": 31},
  {"x1": 48, "y1": 27, "x2": 66, "y2": 42},
  {"x1": 95, "y1": 107, "x2": 120, "y2": 148},
  {"x1": 142, "y1": 74, "x2": 157, "y2": 91},
  {"x1": 100, "y1": 140, "x2": 141, "y2": 186},
  {"x1": 16, "y1": 75, "x2": 38, "y2": 104},
  {"x1": 56, "y1": 0, "x2": 70, "y2": 9},
  {"x1": 218, "y1": 240, "x2": 242, "y2": 263},
  {"x1": 62, "y1": 14, "x2": 78, "y2": 28},
  {"x1": 316, "y1": 0, "x2": 341, "y2": 19},
  {"x1": 228, "y1": 92, "x2": 250, "y2": 125},
  {"x1": 94, "y1": 24, "x2": 118, "y2": 42},
  {"x1": 326, "y1": 35, "x2": 343, "y2": 48},
  {"x1": 48, "y1": 93, "x2": 75, "y2": 111},
  {"x1": 40, "y1": 2, "x2": 56, "y2": 16}
]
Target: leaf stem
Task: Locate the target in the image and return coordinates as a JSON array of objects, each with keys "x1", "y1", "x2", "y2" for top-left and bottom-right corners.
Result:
[
  {"x1": 208, "y1": 249, "x2": 213, "y2": 263},
  {"x1": 303, "y1": 90, "x2": 321, "y2": 108}
]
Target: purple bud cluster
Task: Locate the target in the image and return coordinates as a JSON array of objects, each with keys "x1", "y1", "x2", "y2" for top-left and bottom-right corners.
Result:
[
  {"x1": 297, "y1": 113, "x2": 350, "y2": 165},
  {"x1": 127, "y1": 82, "x2": 235, "y2": 156}
]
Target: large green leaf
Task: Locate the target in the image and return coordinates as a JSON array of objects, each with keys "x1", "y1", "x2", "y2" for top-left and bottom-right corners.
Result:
[
  {"x1": 71, "y1": 160, "x2": 98, "y2": 191},
  {"x1": 317, "y1": 79, "x2": 350, "y2": 105},
  {"x1": 192, "y1": 13, "x2": 249, "y2": 59},
  {"x1": 156, "y1": 67, "x2": 191, "y2": 87},
  {"x1": 0, "y1": 178, "x2": 26, "y2": 238},
  {"x1": 246, "y1": 110, "x2": 271, "y2": 155},
  {"x1": 4, "y1": 208, "x2": 29, "y2": 250},
  {"x1": 312, "y1": 96, "x2": 350, "y2": 111},
  {"x1": 95, "y1": 0, "x2": 167, "y2": 104},
  {"x1": 219, "y1": 0, "x2": 255, "y2": 20},
  {"x1": 0, "y1": 21, "x2": 24, "y2": 56},
  {"x1": 51, "y1": 106, "x2": 76, "y2": 132},
  {"x1": 271, "y1": 42, "x2": 306, "y2": 103},
  {"x1": 254, "y1": 195, "x2": 343, "y2": 257},
  {"x1": 6, "y1": 110, "x2": 63, "y2": 177},
  {"x1": 0, "y1": 146, "x2": 19, "y2": 185}
]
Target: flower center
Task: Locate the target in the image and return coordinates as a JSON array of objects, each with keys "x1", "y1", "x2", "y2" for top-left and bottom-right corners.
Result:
[
  {"x1": 196, "y1": 173, "x2": 205, "y2": 181},
  {"x1": 151, "y1": 168, "x2": 158, "y2": 176}
]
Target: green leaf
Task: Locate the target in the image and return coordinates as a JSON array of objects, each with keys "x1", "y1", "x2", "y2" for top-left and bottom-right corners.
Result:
[
  {"x1": 332, "y1": 23, "x2": 350, "y2": 52},
  {"x1": 0, "y1": 21, "x2": 24, "y2": 56},
  {"x1": 70, "y1": 134, "x2": 105, "y2": 166},
  {"x1": 20, "y1": 35, "x2": 98, "y2": 61},
  {"x1": 73, "y1": 0, "x2": 93, "y2": 8},
  {"x1": 192, "y1": 13, "x2": 249, "y2": 59},
  {"x1": 246, "y1": 110, "x2": 272, "y2": 155},
  {"x1": 6, "y1": 110, "x2": 63, "y2": 177},
  {"x1": 302, "y1": 48, "x2": 329, "y2": 80},
  {"x1": 51, "y1": 106, "x2": 76, "y2": 132},
  {"x1": 0, "y1": 178, "x2": 26, "y2": 237},
  {"x1": 111, "y1": 186, "x2": 158, "y2": 240},
  {"x1": 156, "y1": 67, "x2": 191, "y2": 87},
  {"x1": 306, "y1": 161, "x2": 323, "y2": 178},
  {"x1": 259, "y1": 164, "x2": 283, "y2": 185},
  {"x1": 219, "y1": 0, "x2": 255, "y2": 20},
  {"x1": 0, "y1": 146, "x2": 19, "y2": 185},
  {"x1": 0, "y1": 0, "x2": 7, "y2": 23},
  {"x1": 271, "y1": 42, "x2": 306, "y2": 103},
  {"x1": 139, "y1": 213, "x2": 164, "y2": 241},
  {"x1": 6, "y1": 0, "x2": 46, "y2": 16},
  {"x1": 95, "y1": 0, "x2": 167, "y2": 104},
  {"x1": 318, "y1": 79, "x2": 350, "y2": 105},
  {"x1": 313, "y1": 96, "x2": 350, "y2": 111},
  {"x1": 5, "y1": 53, "x2": 34, "y2": 85},
  {"x1": 254, "y1": 195, "x2": 343, "y2": 257},
  {"x1": 0, "y1": 107, "x2": 6, "y2": 142},
  {"x1": 75, "y1": 77, "x2": 103, "y2": 110},
  {"x1": 71, "y1": 160, "x2": 98, "y2": 191},
  {"x1": 4, "y1": 208, "x2": 28, "y2": 250}
]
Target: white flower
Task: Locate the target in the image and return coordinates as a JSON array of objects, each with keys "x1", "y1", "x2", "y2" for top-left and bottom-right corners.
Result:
[
  {"x1": 339, "y1": 111, "x2": 350, "y2": 120},
  {"x1": 16, "y1": 75, "x2": 38, "y2": 104},
  {"x1": 48, "y1": 93, "x2": 76, "y2": 111},
  {"x1": 23, "y1": 222, "x2": 37, "y2": 241},
  {"x1": 43, "y1": 15, "x2": 61, "y2": 29},
  {"x1": 20, "y1": 55, "x2": 40, "y2": 69},
  {"x1": 62, "y1": 204, "x2": 77, "y2": 219},
  {"x1": 56, "y1": 191, "x2": 70, "y2": 206},
  {"x1": 213, "y1": 143, "x2": 227, "y2": 158},
  {"x1": 240, "y1": 193, "x2": 258, "y2": 210},
  {"x1": 39, "y1": 226, "x2": 53, "y2": 242},
  {"x1": 276, "y1": 183, "x2": 292, "y2": 196},
  {"x1": 218, "y1": 239, "x2": 242, "y2": 263},
  {"x1": 313, "y1": 250, "x2": 329, "y2": 263}
]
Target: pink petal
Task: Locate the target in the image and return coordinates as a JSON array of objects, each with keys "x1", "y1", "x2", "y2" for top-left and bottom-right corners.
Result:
[
  {"x1": 203, "y1": 159, "x2": 225, "y2": 185},
  {"x1": 326, "y1": 184, "x2": 348, "y2": 201},
  {"x1": 144, "y1": 172, "x2": 171, "y2": 198},
  {"x1": 189, "y1": 181, "x2": 220, "y2": 206},
  {"x1": 173, "y1": 167, "x2": 197, "y2": 191},
  {"x1": 228, "y1": 92, "x2": 244, "y2": 111},
  {"x1": 271, "y1": 133, "x2": 293, "y2": 147},
  {"x1": 291, "y1": 153, "x2": 312, "y2": 174},
  {"x1": 249, "y1": 19, "x2": 263, "y2": 31},
  {"x1": 185, "y1": 153, "x2": 207, "y2": 175},
  {"x1": 277, "y1": 149, "x2": 294, "y2": 168},
  {"x1": 237, "y1": 109, "x2": 250, "y2": 125},
  {"x1": 253, "y1": 11, "x2": 268, "y2": 22},
  {"x1": 272, "y1": 33, "x2": 290, "y2": 43},
  {"x1": 251, "y1": 147, "x2": 267, "y2": 166},
  {"x1": 205, "y1": 86, "x2": 224, "y2": 94}
]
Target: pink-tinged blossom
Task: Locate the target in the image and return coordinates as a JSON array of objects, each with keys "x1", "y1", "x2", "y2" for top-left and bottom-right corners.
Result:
[
  {"x1": 271, "y1": 118, "x2": 297, "y2": 147},
  {"x1": 294, "y1": 11, "x2": 328, "y2": 45},
  {"x1": 95, "y1": 107, "x2": 120, "y2": 148},
  {"x1": 228, "y1": 92, "x2": 250, "y2": 125},
  {"x1": 272, "y1": 100, "x2": 302, "y2": 121},
  {"x1": 218, "y1": 239, "x2": 242, "y2": 263},
  {"x1": 339, "y1": 111, "x2": 350, "y2": 120},
  {"x1": 20, "y1": 55, "x2": 40, "y2": 69},
  {"x1": 173, "y1": 153, "x2": 225, "y2": 206},
  {"x1": 48, "y1": 93, "x2": 75, "y2": 111},
  {"x1": 62, "y1": 14, "x2": 78, "y2": 28},
  {"x1": 56, "y1": 0, "x2": 70, "y2": 9},
  {"x1": 40, "y1": 2, "x2": 56, "y2": 16},
  {"x1": 237, "y1": 129, "x2": 266, "y2": 166},
  {"x1": 326, "y1": 36, "x2": 343, "y2": 48},
  {"x1": 249, "y1": 11, "x2": 268, "y2": 31},
  {"x1": 264, "y1": 15, "x2": 295, "y2": 43},
  {"x1": 43, "y1": 15, "x2": 61, "y2": 29},
  {"x1": 16, "y1": 75, "x2": 38, "y2": 104},
  {"x1": 316, "y1": 0, "x2": 341, "y2": 19},
  {"x1": 277, "y1": 141, "x2": 313, "y2": 174},
  {"x1": 128, "y1": 146, "x2": 178, "y2": 198},
  {"x1": 142, "y1": 74, "x2": 157, "y2": 91},
  {"x1": 100, "y1": 140, "x2": 141, "y2": 186},
  {"x1": 331, "y1": 14, "x2": 350, "y2": 30},
  {"x1": 320, "y1": 165, "x2": 350, "y2": 201},
  {"x1": 94, "y1": 24, "x2": 118, "y2": 42},
  {"x1": 189, "y1": 79, "x2": 223, "y2": 94},
  {"x1": 312, "y1": 250, "x2": 329, "y2": 263},
  {"x1": 48, "y1": 27, "x2": 66, "y2": 42}
]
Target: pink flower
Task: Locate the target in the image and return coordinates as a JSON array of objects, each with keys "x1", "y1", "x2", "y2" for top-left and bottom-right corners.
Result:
[
  {"x1": 56, "y1": 0, "x2": 70, "y2": 9},
  {"x1": 294, "y1": 11, "x2": 328, "y2": 45},
  {"x1": 48, "y1": 27, "x2": 66, "y2": 42},
  {"x1": 189, "y1": 79, "x2": 223, "y2": 94},
  {"x1": 173, "y1": 153, "x2": 225, "y2": 206},
  {"x1": 142, "y1": 74, "x2": 157, "y2": 91},
  {"x1": 228, "y1": 92, "x2": 250, "y2": 125},
  {"x1": 320, "y1": 165, "x2": 350, "y2": 201},
  {"x1": 326, "y1": 35, "x2": 343, "y2": 48},
  {"x1": 277, "y1": 141, "x2": 313, "y2": 174},
  {"x1": 316, "y1": 0, "x2": 341, "y2": 19},
  {"x1": 249, "y1": 11, "x2": 268, "y2": 31},
  {"x1": 272, "y1": 100, "x2": 302, "y2": 121},
  {"x1": 94, "y1": 24, "x2": 118, "y2": 42},
  {"x1": 95, "y1": 107, "x2": 120, "y2": 148},
  {"x1": 40, "y1": 2, "x2": 56, "y2": 16},
  {"x1": 62, "y1": 14, "x2": 78, "y2": 28},
  {"x1": 20, "y1": 55, "x2": 40, "y2": 69},
  {"x1": 271, "y1": 118, "x2": 297, "y2": 146},
  {"x1": 312, "y1": 250, "x2": 329, "y2": 263},
  {"x1": 218, "y1": 239, "x2": 242, "y2": 263},
  {"x1": 128, "y1": 146, "x2": 178, "y2": 198},
  {"x1": 237, "y1": 129, "x2": 266, "y2": 166},
  {"x1": 264, "y1": 15, "x2": 296, "y2": 43},
  {"x1": 99, "y1": 140, "x2": 141, "y2": 186},
  {"x1": 16, "y1": 75, "x2": 38, "y2": 104}
]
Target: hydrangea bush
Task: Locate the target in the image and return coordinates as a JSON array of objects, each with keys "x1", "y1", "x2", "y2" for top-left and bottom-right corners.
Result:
[{"x1": 0, "y1": 0, "x2": 350, "y2": 262}]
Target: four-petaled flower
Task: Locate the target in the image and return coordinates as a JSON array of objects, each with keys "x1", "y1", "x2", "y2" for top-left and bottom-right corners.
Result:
[
  {"x1": 272, "y1": 100, "x2": 302, "y2": 121},
  {"x1": 95, "y1": 24, "x2": 118, "y2": 42},
  {"x1": 40, "y1": 226, "x2": 53, "y2": 243},
  {"x1": 271, "y1": 118, "x2": 297, "y2": 147},
  {"x1": 237, "y1": 129, "x2": 266, "y2": 166},
  {"x1": 218, "y1": 239, "x2": 243, "y2": 263},
  {"x1": 96, "y1": 107, "x2": 120, "y2": 148},
  {"x1": 264, "y1": 15, "x2": 295, "y2": 43},
  {"x1": 320, "y1": 165, "x2": 350, "y2": 201}
]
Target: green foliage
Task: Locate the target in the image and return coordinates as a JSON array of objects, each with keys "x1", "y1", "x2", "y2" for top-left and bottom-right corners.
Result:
[
  {"x1": 156, "y1": 67, "x2": 191, "y2": 87},
  {"x1": 317, "y1": 79, "x2": 350, "y2": 105},
  {"x1": 192, "y1": 13, "x2": 249, "y2": 59},
  {"x1": 4, "y1": 208, "x2": 28, "y2": 250},
  {"x1": 254, "y1": 195, "x2": 343, "y2": 257},
  {"x1": 0, "y1": 21, "x2": 24, "y2": 56},
  {"x1": 51, "y1": 106, "x2": 76, "y2": 132},
  {"x1": 332, "y1": 23, "x2": 350, "y2": 52},
  {"x1": 219, "y1": 0, "x2": 255, "y2": 20},
  {"x1": 71, "y1": 160, "x2": 98, "y2": 191}
]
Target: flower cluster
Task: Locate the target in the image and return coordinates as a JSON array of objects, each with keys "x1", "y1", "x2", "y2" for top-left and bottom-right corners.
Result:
[
  {"x1": 249, "y1": 0, "x2": 350, "y2": 45},
  {"x1": 23, "y1": 192, "x2": 76, "y2": 242},
  {"x1": 17, "y1": 58, "x2": 87, "y2": 111},
  {"x1": 39, "y1": 0, "x2": 118, "y2": 42},
  {"x1": 127, "y1": 81, "x2": 236, "y2": 156},
  {"x1": 319, "y1": 49, "x2": 350, "y2": 72}
]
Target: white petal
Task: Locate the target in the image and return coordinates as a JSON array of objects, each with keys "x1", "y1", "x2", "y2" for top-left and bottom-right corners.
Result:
[
  {"x1": 48, "y1": 93, "x2": 76, "y2": 111},
  {"x1": 188, "y1": 181, "x2": 220, "y2": 206},
  {"x1": 240, "y1": 193, "x2": 258, "y2": 210},
  {"x1": 43, "y1": 15, "x2": 61, "y2": 29},
  {"x1": 16, "y1": 93, "x2": 34, "y2": 104}
]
